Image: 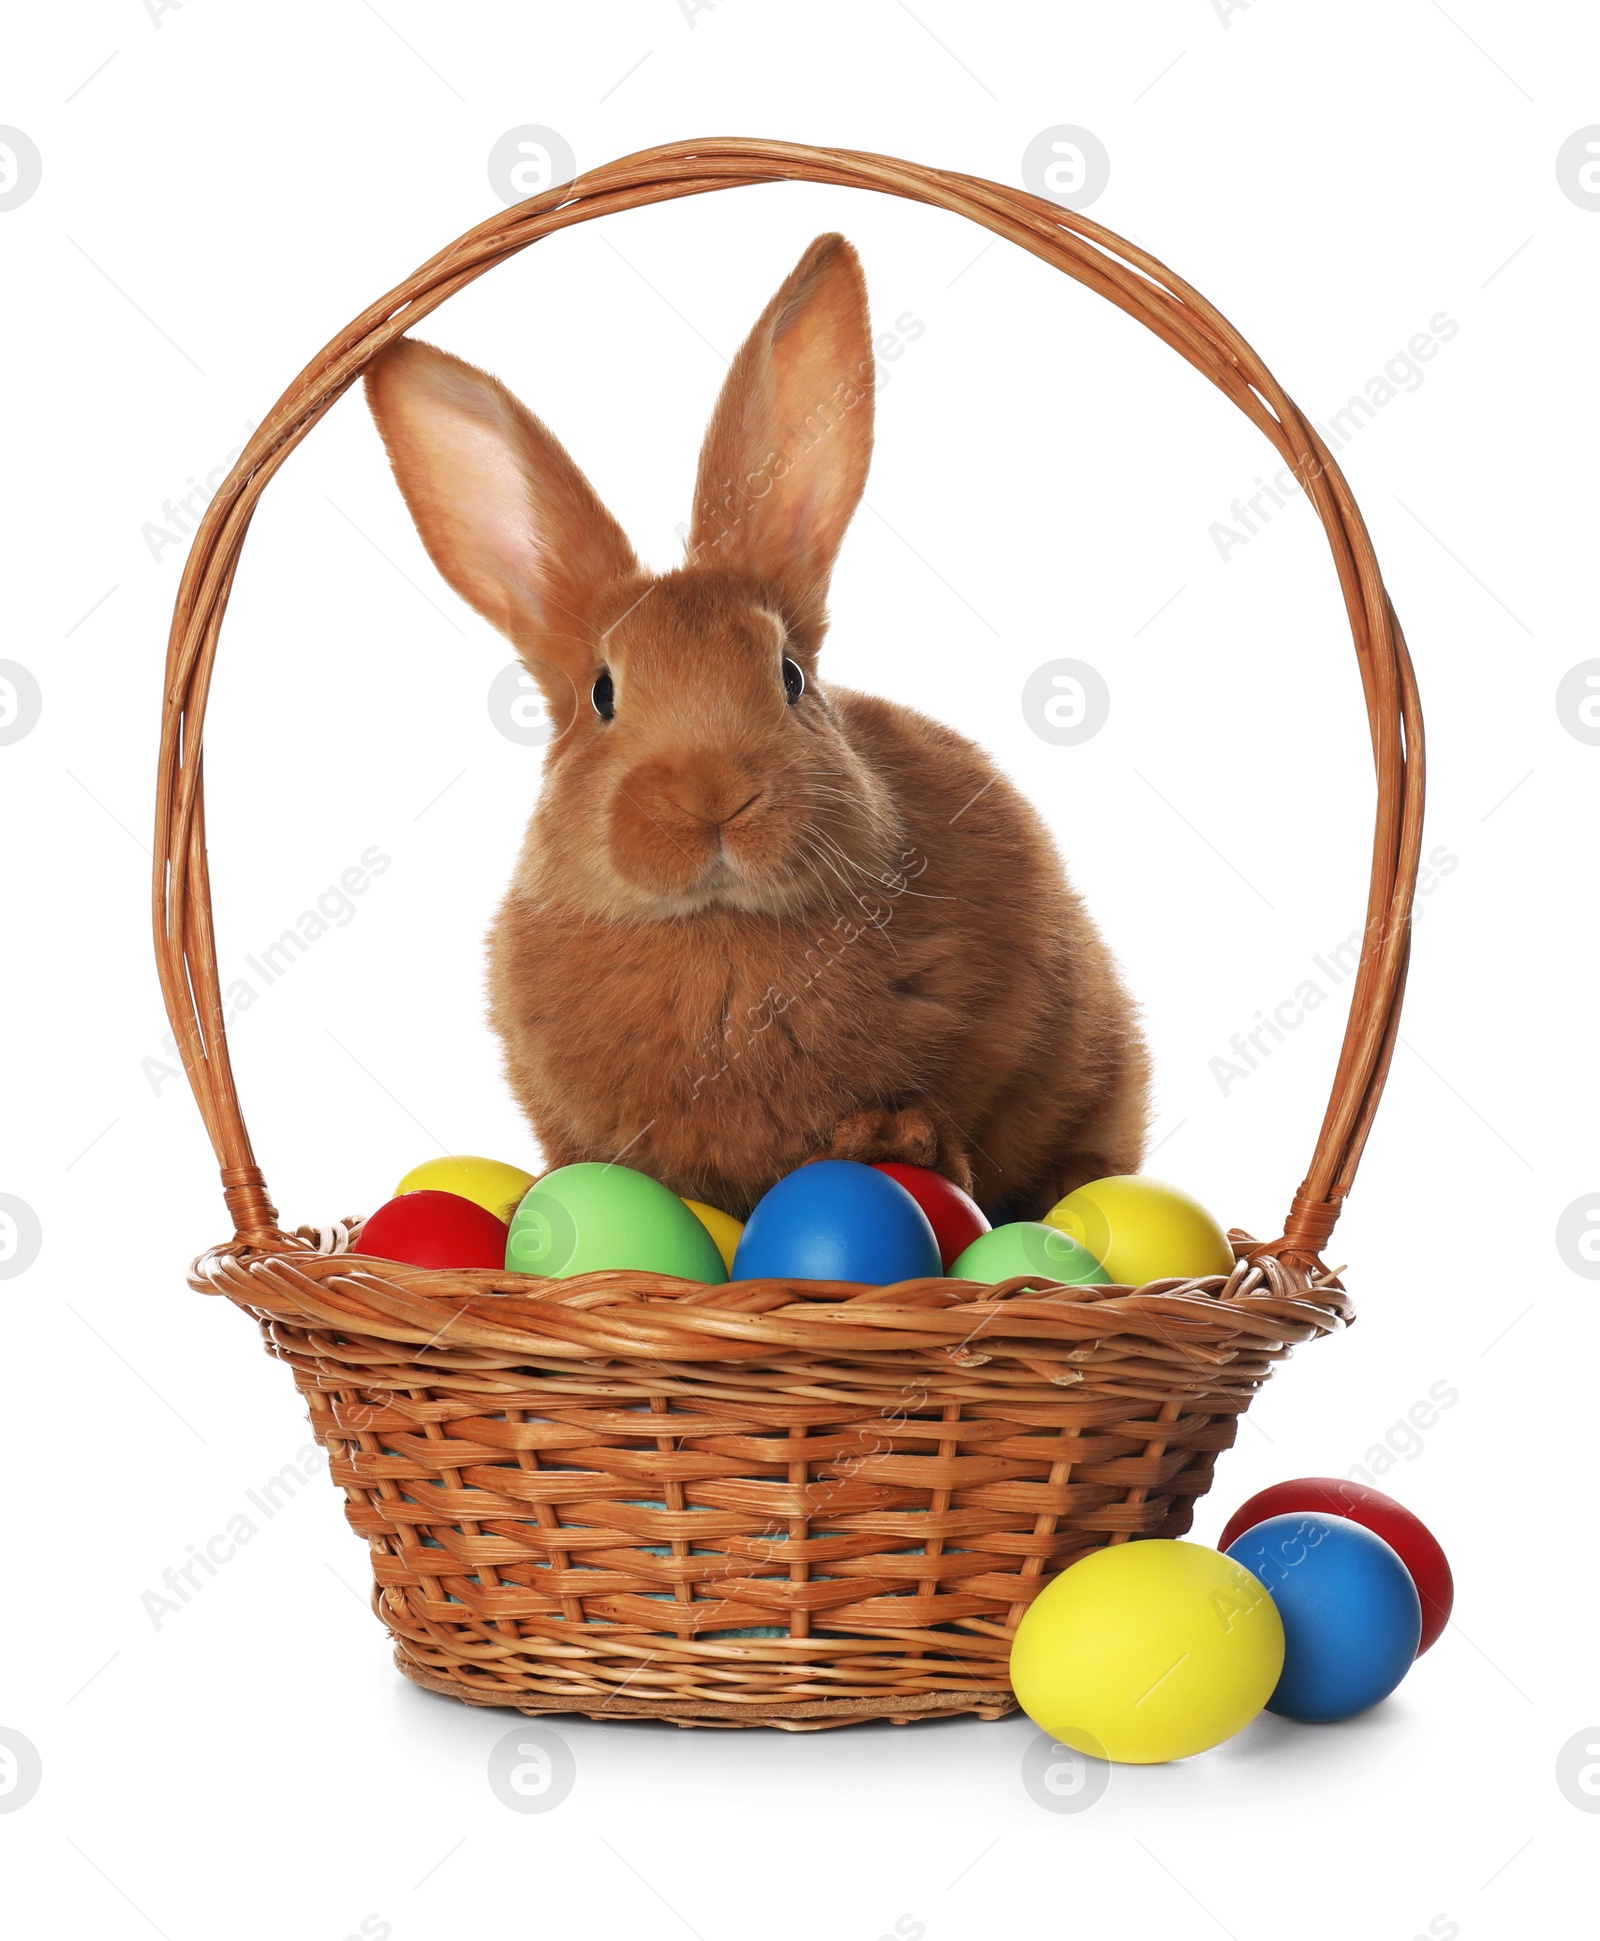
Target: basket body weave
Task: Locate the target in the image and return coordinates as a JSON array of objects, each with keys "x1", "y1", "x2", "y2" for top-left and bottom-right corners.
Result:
[
  {"x1": 157, "y1": 140, "x2": 1422, "y2": 1728},
  {"x1": 193, "y1": 1241, "x2": 1347, "y2": 1726}
]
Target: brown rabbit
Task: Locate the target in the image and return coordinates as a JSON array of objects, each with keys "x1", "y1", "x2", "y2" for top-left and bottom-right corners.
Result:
[{"x1": 364, "y1": 234, "x2": 1148, "y2": 1219}]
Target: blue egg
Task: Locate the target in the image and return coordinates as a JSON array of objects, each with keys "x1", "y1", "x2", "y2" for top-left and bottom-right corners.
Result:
[
  {"x1": 732, "y1": 1160, "x2": 942, "y2": 1284},
  {"x1": 1225, "y1": 1512, "x2": 1421, "y2": 1722}
]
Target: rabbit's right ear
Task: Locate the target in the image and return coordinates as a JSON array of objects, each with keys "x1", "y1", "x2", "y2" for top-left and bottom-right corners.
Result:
[
  {"x1": 687, "y1": 234, "x2": 873, "y2": 636},
  {"x1": 363, "y1": 339, "x2": 640, "y2": 674}
]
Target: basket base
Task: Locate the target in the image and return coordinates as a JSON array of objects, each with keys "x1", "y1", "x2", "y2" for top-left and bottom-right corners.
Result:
[{"x1": 394, "y1": 1649, "x2": 1017, "y2": 1732}]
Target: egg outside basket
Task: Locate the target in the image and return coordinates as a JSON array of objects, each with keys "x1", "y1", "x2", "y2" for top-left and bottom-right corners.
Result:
[{"x1": 156, "y1": 140, "x2": 1422, "y2": 1730}]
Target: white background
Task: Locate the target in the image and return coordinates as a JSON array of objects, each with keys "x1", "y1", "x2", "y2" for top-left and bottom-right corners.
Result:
[{"x1": 3, "y1": 2, "x2": 1596, "y2": 1935}]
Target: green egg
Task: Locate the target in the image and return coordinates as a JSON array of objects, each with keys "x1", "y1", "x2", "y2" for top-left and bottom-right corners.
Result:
[
  {"x1": 505, "y1": 1162, "x2": 728, "y2": 1283},
  {"x1": 948, "y1": 1221, "x2": 1109, "y2": 1286}
]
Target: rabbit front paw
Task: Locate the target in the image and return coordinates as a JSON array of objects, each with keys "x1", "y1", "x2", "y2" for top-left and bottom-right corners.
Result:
[{"x1": 824, "y1": 1105, "x2": 974, "y2": 1196}]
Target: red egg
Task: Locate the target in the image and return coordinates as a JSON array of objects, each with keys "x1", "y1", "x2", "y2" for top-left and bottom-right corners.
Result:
[
  {"x1": 1218, "y1": 1476, "x2": 1453, "y2": 1654},
  {"x1": 356, "y1": 1189, "x2": 510, "y2": 1271},
  {"x1": 871, "y1": 1163, "x2": 990, "y2": 1271}
]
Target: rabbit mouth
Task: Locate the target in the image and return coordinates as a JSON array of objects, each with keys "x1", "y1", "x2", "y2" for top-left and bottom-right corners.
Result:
[
  {"x1": 699, "y1": 852, "x2": 743, "y2": 897},
  {"x1": 634, "y1": 834, "x2": 815, "y2": 917},
  {"x1": 604, "y1": 802, "x2": 859, "y2": 918},
  {"x1": 633, "y1": 828, "x2": 898, "y2": 922}
]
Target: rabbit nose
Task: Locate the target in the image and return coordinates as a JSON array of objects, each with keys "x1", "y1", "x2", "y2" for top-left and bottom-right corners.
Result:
[
  {"x1": 664, "y1": 782, "x2": 766, "y2": 829},
  {"x1": 720, "y1": 790, "x2": 764, "y2": 826}
]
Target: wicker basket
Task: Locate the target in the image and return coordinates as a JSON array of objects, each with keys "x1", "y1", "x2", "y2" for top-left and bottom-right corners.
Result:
[{"x1": 155, "y1": 139, "x2": 1422, "y2": 1730}]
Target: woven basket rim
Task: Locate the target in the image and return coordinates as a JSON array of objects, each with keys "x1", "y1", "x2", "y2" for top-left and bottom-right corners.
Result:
[{"x1": 191, "y1": 1225, "x2": 1351, "y2": 1370}]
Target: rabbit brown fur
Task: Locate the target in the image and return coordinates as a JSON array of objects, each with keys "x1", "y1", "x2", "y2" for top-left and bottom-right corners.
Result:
[{"x1": 365, "y1": 233, "x2": 1149, "y2": 1219}]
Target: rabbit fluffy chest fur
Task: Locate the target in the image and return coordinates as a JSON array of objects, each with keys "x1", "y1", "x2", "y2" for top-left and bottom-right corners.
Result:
[
  {"x1": 491, "y1": 879, "x2": 948, "y2": 1215},
  {"x1": 366, "y1": 231, "x2": 1149, "y2": 1222}
]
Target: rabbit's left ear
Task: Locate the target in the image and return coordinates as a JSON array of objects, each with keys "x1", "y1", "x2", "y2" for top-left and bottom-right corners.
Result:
[
  {"x1": 363, "y1": 338, "x2": 639, "y2": 673},
  {"x1": 687, "y1": 234, "x2": 873, "y2": 632}
]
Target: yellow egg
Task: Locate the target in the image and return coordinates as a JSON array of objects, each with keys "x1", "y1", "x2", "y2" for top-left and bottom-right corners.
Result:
[
  {"x1": 1009, "y1": 1540, "x2": 1284, "y2": 1764},
  {"x1": 1043, "y1": 1175, "x2": 1234, "y2": 1286},
  {"x1": 395, "y1": 1155, "x2": 536, "y2": 1224},
  {"x1": 682, "y1": 1199, "x2": 745, "y2": 1274}
]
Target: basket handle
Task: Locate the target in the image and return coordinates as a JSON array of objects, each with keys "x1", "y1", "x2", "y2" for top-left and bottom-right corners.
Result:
[{"x1": 154, "y1": 137, "x2": 1423, "y2": 1263}]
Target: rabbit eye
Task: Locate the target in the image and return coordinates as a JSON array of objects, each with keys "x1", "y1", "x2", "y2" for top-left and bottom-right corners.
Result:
[
  {"x1": 591, "y1": 670, "x2": 615, "y2": 719},
  {"x1": 782, "y1": 656, "x2": 805, "y2": 706}
]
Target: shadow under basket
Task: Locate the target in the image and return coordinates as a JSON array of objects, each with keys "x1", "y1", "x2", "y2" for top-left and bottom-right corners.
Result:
[{"x1": 157, "y1": 140, "x2": 1422, "y2": 1730}]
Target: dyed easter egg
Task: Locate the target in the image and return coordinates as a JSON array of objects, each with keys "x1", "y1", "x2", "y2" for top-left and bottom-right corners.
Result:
[
  {"x1": 1221, "y1": 1479, "x2": 1451, "y2": 1654},
  {"x1": 1044, "y1": 1176, "x2": 1234, "y2": 1286},
  {"x1": 731, "y1": 1161, "x2": 941, "y2": 1284},
  {"x1": 682, "y1": 1199, "x2": 745, "y2": 1274},
  {"x1": 1010, "y1": 1540, "x2": 1285, "y2": 1764},
  {"x1": 395, "y1": 1153, "x2": 535, "y2": 1222},
  {"x1": 871, "y1": 1163, "x2": 990, "y2": 1270},
  {"x1": 947, "y1": 1222, "x2": 1107, "y2": 1286},
  {"x1": 505, "y1": 1163, "x2": 727, "y2": 1283},
  {"x1": 357, "y1": 1189, "x2": 510, "y2": 1270},
  {"x1": 1225, "y1": 1513, "x2": 1421, "y2": 1722}
]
